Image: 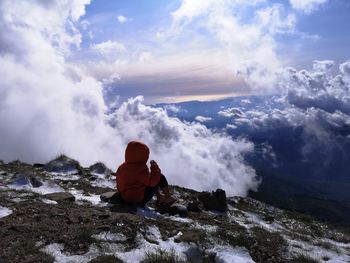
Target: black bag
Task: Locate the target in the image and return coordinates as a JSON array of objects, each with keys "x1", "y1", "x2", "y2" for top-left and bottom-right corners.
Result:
[{"x1": 198, "y1": 189, "x2": 227, "y2": 212}]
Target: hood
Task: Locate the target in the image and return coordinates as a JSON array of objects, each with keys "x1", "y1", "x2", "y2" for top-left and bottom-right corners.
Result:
[{"x1": 125, "y1": 141, "x2": 150, "y2": 163}]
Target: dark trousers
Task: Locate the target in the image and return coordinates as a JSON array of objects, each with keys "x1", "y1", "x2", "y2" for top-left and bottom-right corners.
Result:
[{"x1": 141, "y1": 174, "x2": 168, "y2": 206}]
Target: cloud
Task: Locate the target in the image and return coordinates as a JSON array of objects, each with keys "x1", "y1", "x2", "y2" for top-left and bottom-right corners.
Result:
[
  {"x1": 117, "y1": 15, "x2": 129, "y2": 24},
  {"x1": 290, "y1": 0, "x2": 328, "y2": 13},
  {"x1": 0, "y1": 0, "x2": 258, "y2": 196},
  {"x1": 218, "y1": 108, "x2": 246, "y2": 118},
  {"x1": 164, "y1": 104, "x2": 181, "y2": 114},
  {"x1": 195, "y1": 116, "x2": 212, "y2": 123},
  {"x1": 228, "y1": 60, "x2": 350, "y2": 171},
  {"x1": 279, "y1": 60, "x2": 350, "y2": 115},
  {"x1": 165, "y1": 0, "x2": 296, "y2": 90},
  {"x1": 91, "y1": 40, "x2": 126, "y2": 55}
]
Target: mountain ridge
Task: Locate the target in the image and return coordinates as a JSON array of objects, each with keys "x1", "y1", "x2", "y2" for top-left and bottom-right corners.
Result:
[{"x1": 0, "y1": 155, "x2": 349, "y2": 263}]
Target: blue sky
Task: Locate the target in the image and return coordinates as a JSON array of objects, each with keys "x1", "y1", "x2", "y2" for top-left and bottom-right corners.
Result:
[{"x1": 71, "y1": 0, "x2": 350, "y2": 103}]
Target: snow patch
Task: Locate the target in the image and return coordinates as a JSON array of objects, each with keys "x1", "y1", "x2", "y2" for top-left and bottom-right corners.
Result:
[
  {"x1": 193, "y1": 222, "x2": 218, "y2": 232},
  {"x1": 40, "y1": 198, "x2": 58, "y2": 205},
  {"x1": 68, "y1": 189, "x2": 103, "y2": 206},
  {"x1": 93, "y1": 232, "x2": 127, "y2": 242},
  {"x1": 10, "y1": 197, "x2": 26, "y2": 203},
  {"x1": 0, "y1": 206, "x2": 13, "y2": 218},
  {"x1": 166, "y1": 215, "x2": 193, "y2": 223},
  {"x1": 43, "y1": 226, "x2": 190, "y2": 263},
  {"x1": 50, "y1": 172, "x2": 80, "y2": 181},
  {"x1": 42, "y1": 243, "x2": 100, "y2": 263},
  {"x1": 137, "y1": 206, "x2": 162, "y2": 219},
  {"x1": 90, "y1": 177, "x2": 115, "y2": 188},
  {"x1": 243, "y1": 211, "x2": 284, "y2": 231},
  {"x1": 114, "y1": 227, "x2": 189, "y2": 263},
  {"x1": 8, "y1": 180, "x2": 64, "y2": 195},
  {"x1": 287, "y1": 237, "x2": 350, "y2": 263},
  {"x1": 209, "y1": 246, "x2": 255, "y2": 263}
]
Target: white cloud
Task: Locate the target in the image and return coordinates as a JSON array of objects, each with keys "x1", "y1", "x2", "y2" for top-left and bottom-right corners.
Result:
[
  {"x1": 166, "y1": 0, "x2": 297, "y2": 90},
  {"x1": 231, "y1": 60, "x2": 350, "y2": 162},
  {"x1": 139, "y1": 52, "x2": 152, "y2": 63},
  {"x1": 164, "y1": 104, "x2": 181, "y2": 114},
  {"x1": 218, "y1": 108, "x2": 246, "y2": 118},
  {"x1": 91, "y1": 40, "x2": 126, "y2": 55},
  {"x1": 195, "y1": 116, "x2": 212, "y2": 123},
  {"x1": 290, "y1": 0, "x2": 328, "y2": 13},
  {"x1": 0, "y1": 0, "x2": 258, "y2": 197},
  {"x1": 117, "y1": 15, "x2": 129, "y2": 24},
  {"x1": 226, "y1": 124, "x2": 238, "y2": 130}
]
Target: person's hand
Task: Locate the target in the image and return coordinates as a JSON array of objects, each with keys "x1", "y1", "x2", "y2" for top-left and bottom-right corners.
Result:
[{"x1": 150, "y1": 160, "x2": 161, "y2": 175}]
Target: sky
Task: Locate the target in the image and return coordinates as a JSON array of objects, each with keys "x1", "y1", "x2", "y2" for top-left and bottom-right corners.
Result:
[{"x1": 66, "y1": 0, "x2": 350, "y2": 103}]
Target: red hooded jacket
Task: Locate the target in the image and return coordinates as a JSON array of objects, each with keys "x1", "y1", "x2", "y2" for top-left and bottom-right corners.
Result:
[{"x1": 116, "y1": 141, "x2": 161, "y2": 203}]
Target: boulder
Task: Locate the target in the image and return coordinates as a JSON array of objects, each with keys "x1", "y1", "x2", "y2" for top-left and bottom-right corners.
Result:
[
  {"x1": 29, "y1": 176, "x2": 43, "y2": 188},
  {"x1": 198, "y1": 189, "x2": 227, "y2": 212},
  {"x1": 156, "y1": 203, "x2": 188, "y2": 217},
  {"x1": 44, "y1": 155, "x2": 80, "y2": 173},
  {"x1": 89, "y1": 162, "x2": 113, "y2": 175},
  {"x1": 44, "y1": 192, "x2": 75, "y2": 202},
  {"x1": 10, "y1": 173, "x2": 42, "y2": 188}
]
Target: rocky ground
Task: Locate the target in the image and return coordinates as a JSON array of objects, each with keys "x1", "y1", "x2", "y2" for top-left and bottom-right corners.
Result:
[{"x1": 0, "y1": 156, "x2": 349, "y2": 263}]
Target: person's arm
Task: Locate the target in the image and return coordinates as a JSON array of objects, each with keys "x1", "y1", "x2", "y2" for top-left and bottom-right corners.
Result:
[{"x1": 140, "y1": 161, "x2": 161, "y2": 187}]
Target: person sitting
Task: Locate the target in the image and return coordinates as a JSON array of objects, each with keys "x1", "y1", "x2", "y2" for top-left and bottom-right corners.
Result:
[{"x1": 116, "y1": 141, "x2": 176, "y2": 206}]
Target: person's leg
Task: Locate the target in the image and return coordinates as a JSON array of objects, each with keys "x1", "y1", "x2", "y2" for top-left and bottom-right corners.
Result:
[
  {"x1": 141, "y1": 186, "x2": 158, "y2": 206},
  {"x1": 158, "y1": 174, "x2": 169, "y2": 188},
  {"x1": 157, "y1": 174, "x2": 177, "y2": 204},
  {"x1": 141, "y1": 174, "x2": 176, "y2": 206}
]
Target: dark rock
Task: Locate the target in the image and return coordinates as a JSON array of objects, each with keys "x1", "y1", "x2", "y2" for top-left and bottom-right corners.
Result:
[
  {"x1": 44, "y1": 155, "x2": 80, "y2": 173},
  {"x1": 10, "y1": 174, "x2": 30, "y2": 186},
  {"x1": 88, "y1": 176, "x2": 97, "y2": 181},
  {"x1": 98, "y1": 214, "x2": 111, "y2": 220},
  {"x1": 89, "y1": 162, "x2": 113, "y2": 175},
  {"x1": 100, "y1": 192, "x2": 123, "y2": 204},
  {"x1": 10, "y1": 173, "x2": 42, "y2": 188},
  {"x1": 156, "y1": 203, "x2": 188, "y2": 217},
  {"x1": 44, "y1": 192, "x2": 75, "y2": 202},
  {"x1": 100, "y1": 191, "x2": 116, "y2": 202},
  {"x1": 29, "y1": 176, "x2": 43, "y2": 188},
  {"x1": 33, "y1": 163, "x2": 44, "y2": 168},
  {"x1": 187, "y1": 200, "x2": 202, "y2": 212},
  {"x1": 198, "y1": 189, "x2": 227, "y2": 212},
  {"x1": 264, "y1": 215, "x2": 275, "y2": 223},
  {"x1": 97, "y1": 225, "x2": 111, "y2": 231}
]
